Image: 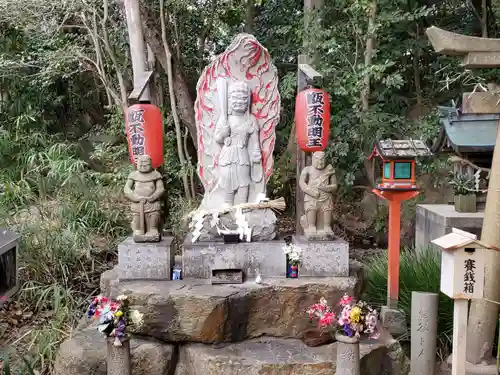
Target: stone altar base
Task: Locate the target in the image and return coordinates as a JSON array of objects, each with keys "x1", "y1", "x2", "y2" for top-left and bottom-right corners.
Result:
[
  {"x1": 118, "y1": 235, "x2": 175, "y2": 281},
  {"x1": 415, "y1": 204, "x2": 484, "y2": 253},
  {"x1": 53, "y1": 326, "x2": 408, "y2": 375},
  {"x1": 183, "y1": 235, "x2": 350, "y2": 280},
  {"x1": 293, "y1": 235, "x2": 349, "y2": 277},
  {"x1": 98, "y1": 270, "x2": 362, "y2": 342}
]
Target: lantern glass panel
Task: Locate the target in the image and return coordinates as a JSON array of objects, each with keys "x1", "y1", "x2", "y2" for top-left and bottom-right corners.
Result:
[
  {"x1": 394, "y1": 162, "x2": 412, "y2": 179},
  {"x1": 383, "y1": 162, "x2": 391, "y2": 179}
]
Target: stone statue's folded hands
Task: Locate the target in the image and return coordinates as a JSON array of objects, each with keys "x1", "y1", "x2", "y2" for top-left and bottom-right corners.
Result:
[{"x1": 224, "y1": 137, "x2": 232, "y2": 146}]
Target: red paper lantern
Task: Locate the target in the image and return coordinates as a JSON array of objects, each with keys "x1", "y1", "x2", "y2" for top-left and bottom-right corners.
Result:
[
  {"x1": 295, "y1": 88, "x2": 331, "y2": 152},
  {"x1": 125, "y1": 104, "x2": 164, "y2": 168}
]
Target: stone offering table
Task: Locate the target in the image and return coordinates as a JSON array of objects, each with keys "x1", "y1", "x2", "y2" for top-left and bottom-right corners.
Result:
[
  {"x1": 415, "y1": 204, "x2": 484, "y2": 253},
  {"x1": 183, "y1": 235, "x2": 350, "y2": 280}
]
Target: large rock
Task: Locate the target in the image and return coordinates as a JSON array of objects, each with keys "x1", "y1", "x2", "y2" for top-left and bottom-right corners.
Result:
[
  {"x1": 120, "y1": 273, "x2": 363, "y2": 343},
  {"x1": 53, "y1": 328, "x2": 176, "y2": 375},
  {"x1": 174, "y1": 334, "x2": 409, "y2": 375}
]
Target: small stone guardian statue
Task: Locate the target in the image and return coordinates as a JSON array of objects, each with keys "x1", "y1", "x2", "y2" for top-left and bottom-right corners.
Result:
[
  {"x1": 299, "y1": 151, "x2": 337, "y2": 240},
  {"x1": 124, "y1": 155, "x2": 164, "y2": 242}
]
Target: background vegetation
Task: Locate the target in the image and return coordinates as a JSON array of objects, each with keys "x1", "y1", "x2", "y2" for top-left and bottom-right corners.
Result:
[{"x1": 0, "y1": 0, "x2": 498, "y2": 372}]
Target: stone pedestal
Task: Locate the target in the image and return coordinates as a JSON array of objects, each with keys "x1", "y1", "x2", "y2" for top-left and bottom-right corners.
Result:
[
  {"x1": 293, "y1": 236, "x2": 349, "y2": 277},
  {"x1": 106, "y1": 336, "x2": 131, "y2": 375},
  {"x1": 381, "y1": 306, "x2": 407, "y2": 337},
  {"x1": 183, "y1": 237, "x2": 285, "y2": 279},
  {"x1": 415, "y1": 204, "x2": 483, "y2": 253},
  {"x1": 118, "y1": 235, "x2": 175, "y2": 281},
  {"x1": 410, "y1": 292, "x2": 438, "y2": 375},
  {"x1": 335, "y1": 332, "x2": 361, "y2": 375}
]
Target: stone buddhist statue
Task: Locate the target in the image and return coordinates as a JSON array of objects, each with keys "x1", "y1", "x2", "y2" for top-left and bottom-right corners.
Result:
[
  {"x1": 189, "y1": 33, "x2": 281, "y2": 242},
  {"x1": 124, "y1": 155, "x2": 164, "y2": 243},
  {"x1": 299, "y1": 151, "x2": 337, "y2": 240},
  {"x1": 215, "y1": 81, "x2": 263, "y2": 206}
]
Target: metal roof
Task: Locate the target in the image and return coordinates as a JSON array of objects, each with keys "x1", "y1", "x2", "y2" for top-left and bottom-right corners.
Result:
[
  {"x1": 374, "y1": 139, "x2": 432, "y2": 160},
  {"x1": 438, "y1": 106, "x2": 498, "y2": 153}
]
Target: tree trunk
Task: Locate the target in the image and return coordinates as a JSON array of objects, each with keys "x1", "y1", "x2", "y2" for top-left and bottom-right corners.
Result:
[
  {"x1": 361, "y1": 0, "x2": 377, "y2": 111},
  {"x1": 124, "y1": 0, "x2": 151, "y2": 102},
  {"x1": 413, "y1": 23, "x2": 422, "y2": 106},
  {"x1": 160, "y1": 0, "x2": 192, "y2": 200},
  {"x1": 139, "y1": 1, "x2": 197, "y2": 147},
  {"x1": 482, "y1": 0, "x2": 488, "y2": 37},
  {"x1": 245, "y1": 0, "x2": 255, "y2": 34}
]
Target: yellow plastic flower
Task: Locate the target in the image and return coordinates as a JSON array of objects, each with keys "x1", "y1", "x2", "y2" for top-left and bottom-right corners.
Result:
[
  {"x1": 350, "y1": 307, "x2": 362, "y2": 323},
  {"x1": 114, "y1": 310, "x2": 124, "y2": 318}
]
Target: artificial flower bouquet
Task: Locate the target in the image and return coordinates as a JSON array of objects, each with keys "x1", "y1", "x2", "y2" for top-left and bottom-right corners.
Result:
[
  {"x1": 87, "y1": 295, "x2": 143, "y2": 346},
  {"x1": 283, "y1": 242, "x2": 302, "y2": 265},
  {"x1": 307, "y1": 294, "x2": 379, "y2": 340}
]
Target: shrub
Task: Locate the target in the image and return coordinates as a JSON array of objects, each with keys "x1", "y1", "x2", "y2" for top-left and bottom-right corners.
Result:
[{"x1": 363, "y1": 247, "x2": 454, "y2": 352}]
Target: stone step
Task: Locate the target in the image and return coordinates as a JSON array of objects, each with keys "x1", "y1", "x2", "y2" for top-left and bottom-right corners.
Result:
[
  {"x1": 183, "y1": 236, "x2": 350, "y2": 279},
  {"x1": 175, "y1": 334, "x2": 409, "y2": 375},
  {"x1": 53, "y1": 329, "x2": 408, "y2": 375},
  {"x1": 99, "y1": 267, "x2": 363, "y2": 344}
]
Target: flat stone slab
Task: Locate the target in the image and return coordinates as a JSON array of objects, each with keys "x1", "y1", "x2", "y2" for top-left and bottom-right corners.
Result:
[
  {"x1": 416, "y1": 204, "x2": 484, "y2": 252},
  {"x1": 118, "y1": 236, "x2": 175, "y2": 281},
  {"x1": 293, "y1": 235, "x2": 349, "y2": 277},
  {"x1": 117, "y1": 273, "x2": 363, "y2": 343},
  {"x1": 183, "y1": 238, "x2": 285, "y2": 279},
  {"x1": 53, "y1": 327, "x2": 176, "y2": 375},
  {"x1": 174, "y1": 334, "x2": 409, "y2": 375}
]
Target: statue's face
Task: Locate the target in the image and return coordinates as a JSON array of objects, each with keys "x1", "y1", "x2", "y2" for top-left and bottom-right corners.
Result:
[
  {"x1": 137, "y1": 156, "x2": 152, "y2": 172},
  {"x1": 313, "y1": 152, "x2": 326, "y2": 170},
  {"x1": 229, "y1": 90, "x2": 249, "y2": 114}
]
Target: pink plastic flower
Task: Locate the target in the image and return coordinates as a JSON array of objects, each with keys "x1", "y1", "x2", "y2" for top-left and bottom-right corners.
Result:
[
  {"x1": 339, "y1": 294, "x2": 353, "y2": 306},
  {"x1": 319, "y1": 312, "x2": 336, "y2": 327}
]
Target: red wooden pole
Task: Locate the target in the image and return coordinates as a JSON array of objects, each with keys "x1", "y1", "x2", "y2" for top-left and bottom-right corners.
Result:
[
  {"x1": 372, "y1": 189, "x2": 420, "y2": 308},
  {"x1": 387, "y1": 198, "x2": 402, "y2": 309}
]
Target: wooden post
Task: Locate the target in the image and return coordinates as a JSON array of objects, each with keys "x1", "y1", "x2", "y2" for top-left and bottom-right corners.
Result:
[
  {"x1": 373, "y1": 190, "x2": 419, "y2": 308},
  {"x1": 296, "y1": 0, "x2": 324, "y2": 234},
  {"x1": 295, "y1": 59, "x2": 322, "y2": 234},
  {"x1": 452, "y1": 299, "x2": 468, "y2": 375},
  {"x1": 387, "y1": 198, "x2": 402, "y2": 308},
  {"x1": 124, "y1": 0, "x2": 151, "y2": 103}
]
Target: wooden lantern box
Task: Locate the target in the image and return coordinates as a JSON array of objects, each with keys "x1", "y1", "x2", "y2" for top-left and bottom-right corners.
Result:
[
  {"x1": 368, "y1": 139, "x2": 432, "y2": 191},
  {"x1": 0, "y1": 229, "x2": 20, "y2": 305},
  {"x1": 431, "y1": 228, "x2": 496, "y2": 300}
]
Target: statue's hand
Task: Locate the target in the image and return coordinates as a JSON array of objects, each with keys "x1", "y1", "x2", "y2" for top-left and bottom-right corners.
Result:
[
  {"x1": 310, "y1": 189, "x2": 320, "y2": 199},
  {"x1": 146, "y1": 196, "x2": 157, "y2": 203},
  {"x1": 224, "y1": 137, "x2": 232, "y2": 146},
  {"x1": 251, "y1": 150, "x2": 261, "y2": 163}
]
